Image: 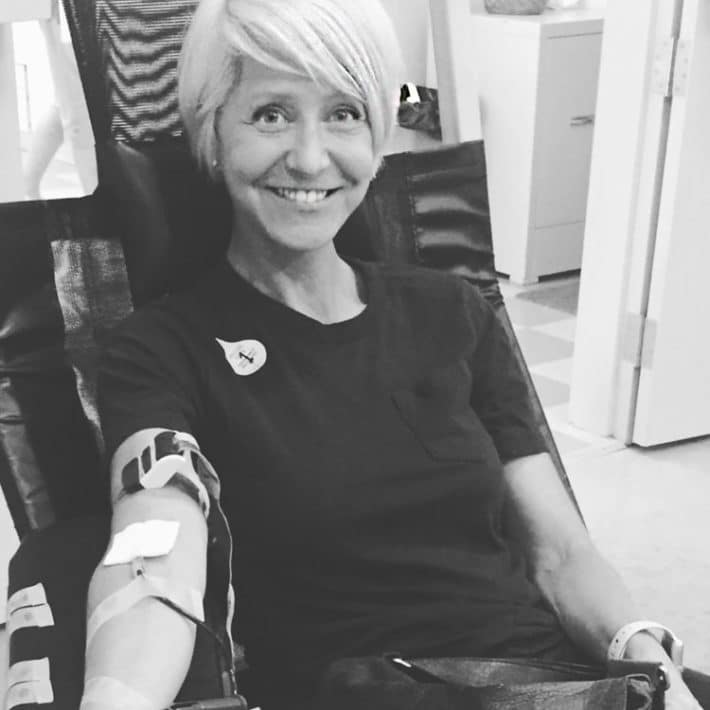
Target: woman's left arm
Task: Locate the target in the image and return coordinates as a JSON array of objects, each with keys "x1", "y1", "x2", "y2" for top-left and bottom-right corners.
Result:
[{"x1": 503, "y1": 451, "x2": 702, "y2": 709}]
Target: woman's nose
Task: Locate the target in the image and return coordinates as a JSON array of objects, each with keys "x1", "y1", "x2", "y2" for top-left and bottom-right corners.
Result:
[{"x1": 285, "y1": 122, "x2": 331, "y2": 176}]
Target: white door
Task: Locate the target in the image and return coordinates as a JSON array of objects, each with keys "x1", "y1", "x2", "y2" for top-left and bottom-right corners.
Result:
[{"x1": 631, "y1": 0, "x2": 710, "y2": 445}]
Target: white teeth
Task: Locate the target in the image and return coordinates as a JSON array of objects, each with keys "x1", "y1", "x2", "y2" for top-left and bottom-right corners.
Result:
[{"x1": 274, "y1": 188, "x2": 329, "y2": 203}]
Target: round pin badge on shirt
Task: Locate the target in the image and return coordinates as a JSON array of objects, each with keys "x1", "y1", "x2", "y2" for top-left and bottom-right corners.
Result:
[{"x1": 216, "y1": 338, "x2": 267, "y2": 376}]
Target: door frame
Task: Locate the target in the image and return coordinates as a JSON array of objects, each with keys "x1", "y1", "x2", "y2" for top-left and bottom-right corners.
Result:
[{"x1": 568, "y1": 0, "x2": 677, "y2": 441}]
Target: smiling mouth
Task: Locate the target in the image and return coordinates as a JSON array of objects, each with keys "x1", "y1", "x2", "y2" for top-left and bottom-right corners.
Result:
[{"x1": 267, "y1": 187, "x2": 341, "y2": 204}]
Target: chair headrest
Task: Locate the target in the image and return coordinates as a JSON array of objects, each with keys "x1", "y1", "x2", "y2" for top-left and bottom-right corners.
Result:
[{"x1": 96, "y1": 137, "x2": 500, "y2": 308}]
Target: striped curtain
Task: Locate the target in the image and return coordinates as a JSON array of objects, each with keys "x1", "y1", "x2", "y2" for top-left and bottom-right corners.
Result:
[{"x1": 95, "y1": 0, "x2": 197, "y2": 141}]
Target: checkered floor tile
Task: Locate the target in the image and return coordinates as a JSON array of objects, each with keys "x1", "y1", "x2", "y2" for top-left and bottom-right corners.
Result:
[{"x1": 500, "y1": 280, "x2": 622, "y2": 460}]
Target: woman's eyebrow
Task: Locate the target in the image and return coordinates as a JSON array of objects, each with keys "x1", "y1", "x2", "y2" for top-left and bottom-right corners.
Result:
[
  {"x1": 244, "y1": 90, "x2": 296, "y2": 104},
  {"x1": 244, "y1": 88, "x2": 360, "y2": 105}
]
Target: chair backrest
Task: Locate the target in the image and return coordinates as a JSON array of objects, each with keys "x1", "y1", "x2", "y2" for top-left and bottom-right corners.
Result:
[
  {"x1": 0, "y1": 0, "x2": 577, "y2": 541},
  {"x1": 0, "y1": 199, "x2": 112, "y2": 536}
]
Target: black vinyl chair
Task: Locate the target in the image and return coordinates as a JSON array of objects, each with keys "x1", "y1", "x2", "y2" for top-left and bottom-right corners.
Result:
[
  {"x1": 0, "y1": 144, "x2": 580, "y2": 709},
  {"x1": 0, "y1": 0, "x2": 577, "y2": 541},
  {"x1": 61, "y1": 0, "x2": 572, "y2": 501},
  {"x1": 3, "y1": 1, "x2": 708, "y2": 708}
]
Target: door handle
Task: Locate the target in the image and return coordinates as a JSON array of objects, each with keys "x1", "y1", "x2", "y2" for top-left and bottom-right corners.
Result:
[{"x1": 570, "y1": 115, "x2": 595, "y2": 127}]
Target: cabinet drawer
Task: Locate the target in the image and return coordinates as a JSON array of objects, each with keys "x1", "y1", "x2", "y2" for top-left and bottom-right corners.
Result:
[{"x1": 533, "y1": 33, "x2": 603, "y2": 229}]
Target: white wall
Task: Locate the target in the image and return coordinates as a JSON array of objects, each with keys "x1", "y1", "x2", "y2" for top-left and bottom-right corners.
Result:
[
  {"x1": 13, "y1": 16, "x2": 78, "y2": 166},
  {"x1": 385, "y1": 0, "x2": 609, "y2": 135},
  {"x1": 568, "y1": 0, "x2": 656, "y2": 436},
  {"x1": 381, "y1": 0, "x2": 432, "y2": 85},
  {"x1": 13, "y1": 20, "x2": 55, "y2": 133}
]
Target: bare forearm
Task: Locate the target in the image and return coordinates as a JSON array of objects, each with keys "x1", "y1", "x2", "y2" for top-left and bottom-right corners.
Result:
[
  {"x1": 535, "y1": 541, "x2": 640, "y2": 662},
  {"x1": 537, "y1": 549, "x2": 695, "y2": 705},
  {"x1": 83, "y1": 567, "x2": 197, "y2": 709},
  {"x1": 502, "y1": 454, "x2": 639, "y2": 661},
  {"x1": 503, "y1": 455, "x2": 700, "y2": 707},
  {"x1": 82, "y1": 489, "x2": 208, "y2": 709}
]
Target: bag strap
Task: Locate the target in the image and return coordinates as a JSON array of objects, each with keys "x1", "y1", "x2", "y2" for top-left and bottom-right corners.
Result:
[{"x1": 391, "y1": 654, "x2": 668, "y2": 691}]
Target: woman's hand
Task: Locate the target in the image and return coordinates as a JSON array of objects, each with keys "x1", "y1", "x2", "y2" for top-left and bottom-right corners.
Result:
[
  {"x1": 663, "y1": 667, "x2": 704, "y2": 710},
  {"x1": 625, "y1": 633, "x2": 703, "y2": 710}
]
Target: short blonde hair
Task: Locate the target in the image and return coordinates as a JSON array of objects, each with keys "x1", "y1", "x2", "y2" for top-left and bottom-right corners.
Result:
[{"x1": 179, "y1": 0, "x2": 404, "y2": 179}]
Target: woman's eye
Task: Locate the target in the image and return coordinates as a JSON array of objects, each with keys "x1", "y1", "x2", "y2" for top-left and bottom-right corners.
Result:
[
  {"x1": 329, "y1": 106, "x2": 364, "y2": 124},
  {"x1": 252, "y1": 107, "x2": 289, "y2": 129}
]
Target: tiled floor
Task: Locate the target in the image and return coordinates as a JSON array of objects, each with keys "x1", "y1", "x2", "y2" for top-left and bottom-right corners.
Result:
[{"x1": 500, "y1": 277, "x2": 625, "y2": 460}]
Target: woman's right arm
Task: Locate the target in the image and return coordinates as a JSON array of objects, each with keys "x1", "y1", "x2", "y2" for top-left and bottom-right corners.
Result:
[{"x1": 80, "y1": 429, "x2": 209, "y2": 710}]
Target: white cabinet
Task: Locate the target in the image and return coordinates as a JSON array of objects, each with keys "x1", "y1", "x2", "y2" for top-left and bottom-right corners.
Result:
[{"x1": 469, "y1": 9, "x2": 604, "y2": 284}]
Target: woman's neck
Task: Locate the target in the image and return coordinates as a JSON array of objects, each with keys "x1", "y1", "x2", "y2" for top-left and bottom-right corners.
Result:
[{"x1": 225, "y1": 240, "x2": 366, "y2": 324}]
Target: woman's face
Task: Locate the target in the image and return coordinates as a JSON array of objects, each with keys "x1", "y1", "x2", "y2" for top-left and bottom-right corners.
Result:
[{"x1": 217, "y1": 57, "x2": 376, "y2": 257}]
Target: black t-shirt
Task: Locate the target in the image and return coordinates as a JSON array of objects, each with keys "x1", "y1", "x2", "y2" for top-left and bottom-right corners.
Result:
[{"x1": 98, "y1": 259, "x2": 567, "y2": 691}]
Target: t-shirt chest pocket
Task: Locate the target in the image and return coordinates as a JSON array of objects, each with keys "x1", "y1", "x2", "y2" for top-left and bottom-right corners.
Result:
[{"x1": 391, "y1": 360, "x2": 486, "y2": 462}]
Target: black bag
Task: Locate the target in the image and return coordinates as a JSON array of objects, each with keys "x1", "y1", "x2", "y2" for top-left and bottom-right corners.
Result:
[{"x1": 313, "y1": 654, "x2": 669, "y2": 710}]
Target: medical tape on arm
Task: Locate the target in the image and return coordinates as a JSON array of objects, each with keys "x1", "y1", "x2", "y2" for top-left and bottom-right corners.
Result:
[
  {"x1": 7, "y1": 583, "x2": 47, "y2": 616},
  {"x1": 120, "y1": 431, "x2": 218, "y2": 517},
  {"x1": 86, "y1": 520, "x2": 204, "y2": 650}
]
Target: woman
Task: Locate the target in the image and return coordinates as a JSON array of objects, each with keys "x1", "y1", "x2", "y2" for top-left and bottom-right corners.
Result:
[{"x1": 82, "y1": 1, "x2": 701, "y2": 709}]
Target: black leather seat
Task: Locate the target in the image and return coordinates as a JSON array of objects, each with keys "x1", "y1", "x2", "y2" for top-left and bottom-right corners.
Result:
[{"x1": 1, "y1": 0, "x2": 576, "y2": 540}]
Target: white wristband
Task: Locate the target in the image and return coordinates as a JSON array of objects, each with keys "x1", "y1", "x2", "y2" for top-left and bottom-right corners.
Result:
[{"x1": 607, "y1": 621, "x2": 684, "y2": 669}]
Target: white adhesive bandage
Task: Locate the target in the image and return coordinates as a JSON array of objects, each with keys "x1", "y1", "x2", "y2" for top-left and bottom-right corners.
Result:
[
  {"x1": 5, "y1": 679, "x2": 54, "y2": 709},
  {"x1": 7, "y1": 603, "x2": 54, "y2": 637},
  {"x1": 7, "y1": 583, "x2": 48, "y2": 617},
  {"x1": 86, "y1": 568, "x2": 204, "y2": 650},
  {"x1": 8, "y1": 658, "x2": 50, "y2": 688},
  {"x1": 80, "y1": 676, "x2": 154, "y2": 710},
  {"x1": 119, "y1": 430, "x2": 216, "y2": 517},
  {"x1": 103, "y1": 520, "x2": 180, "y2": 566}
]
